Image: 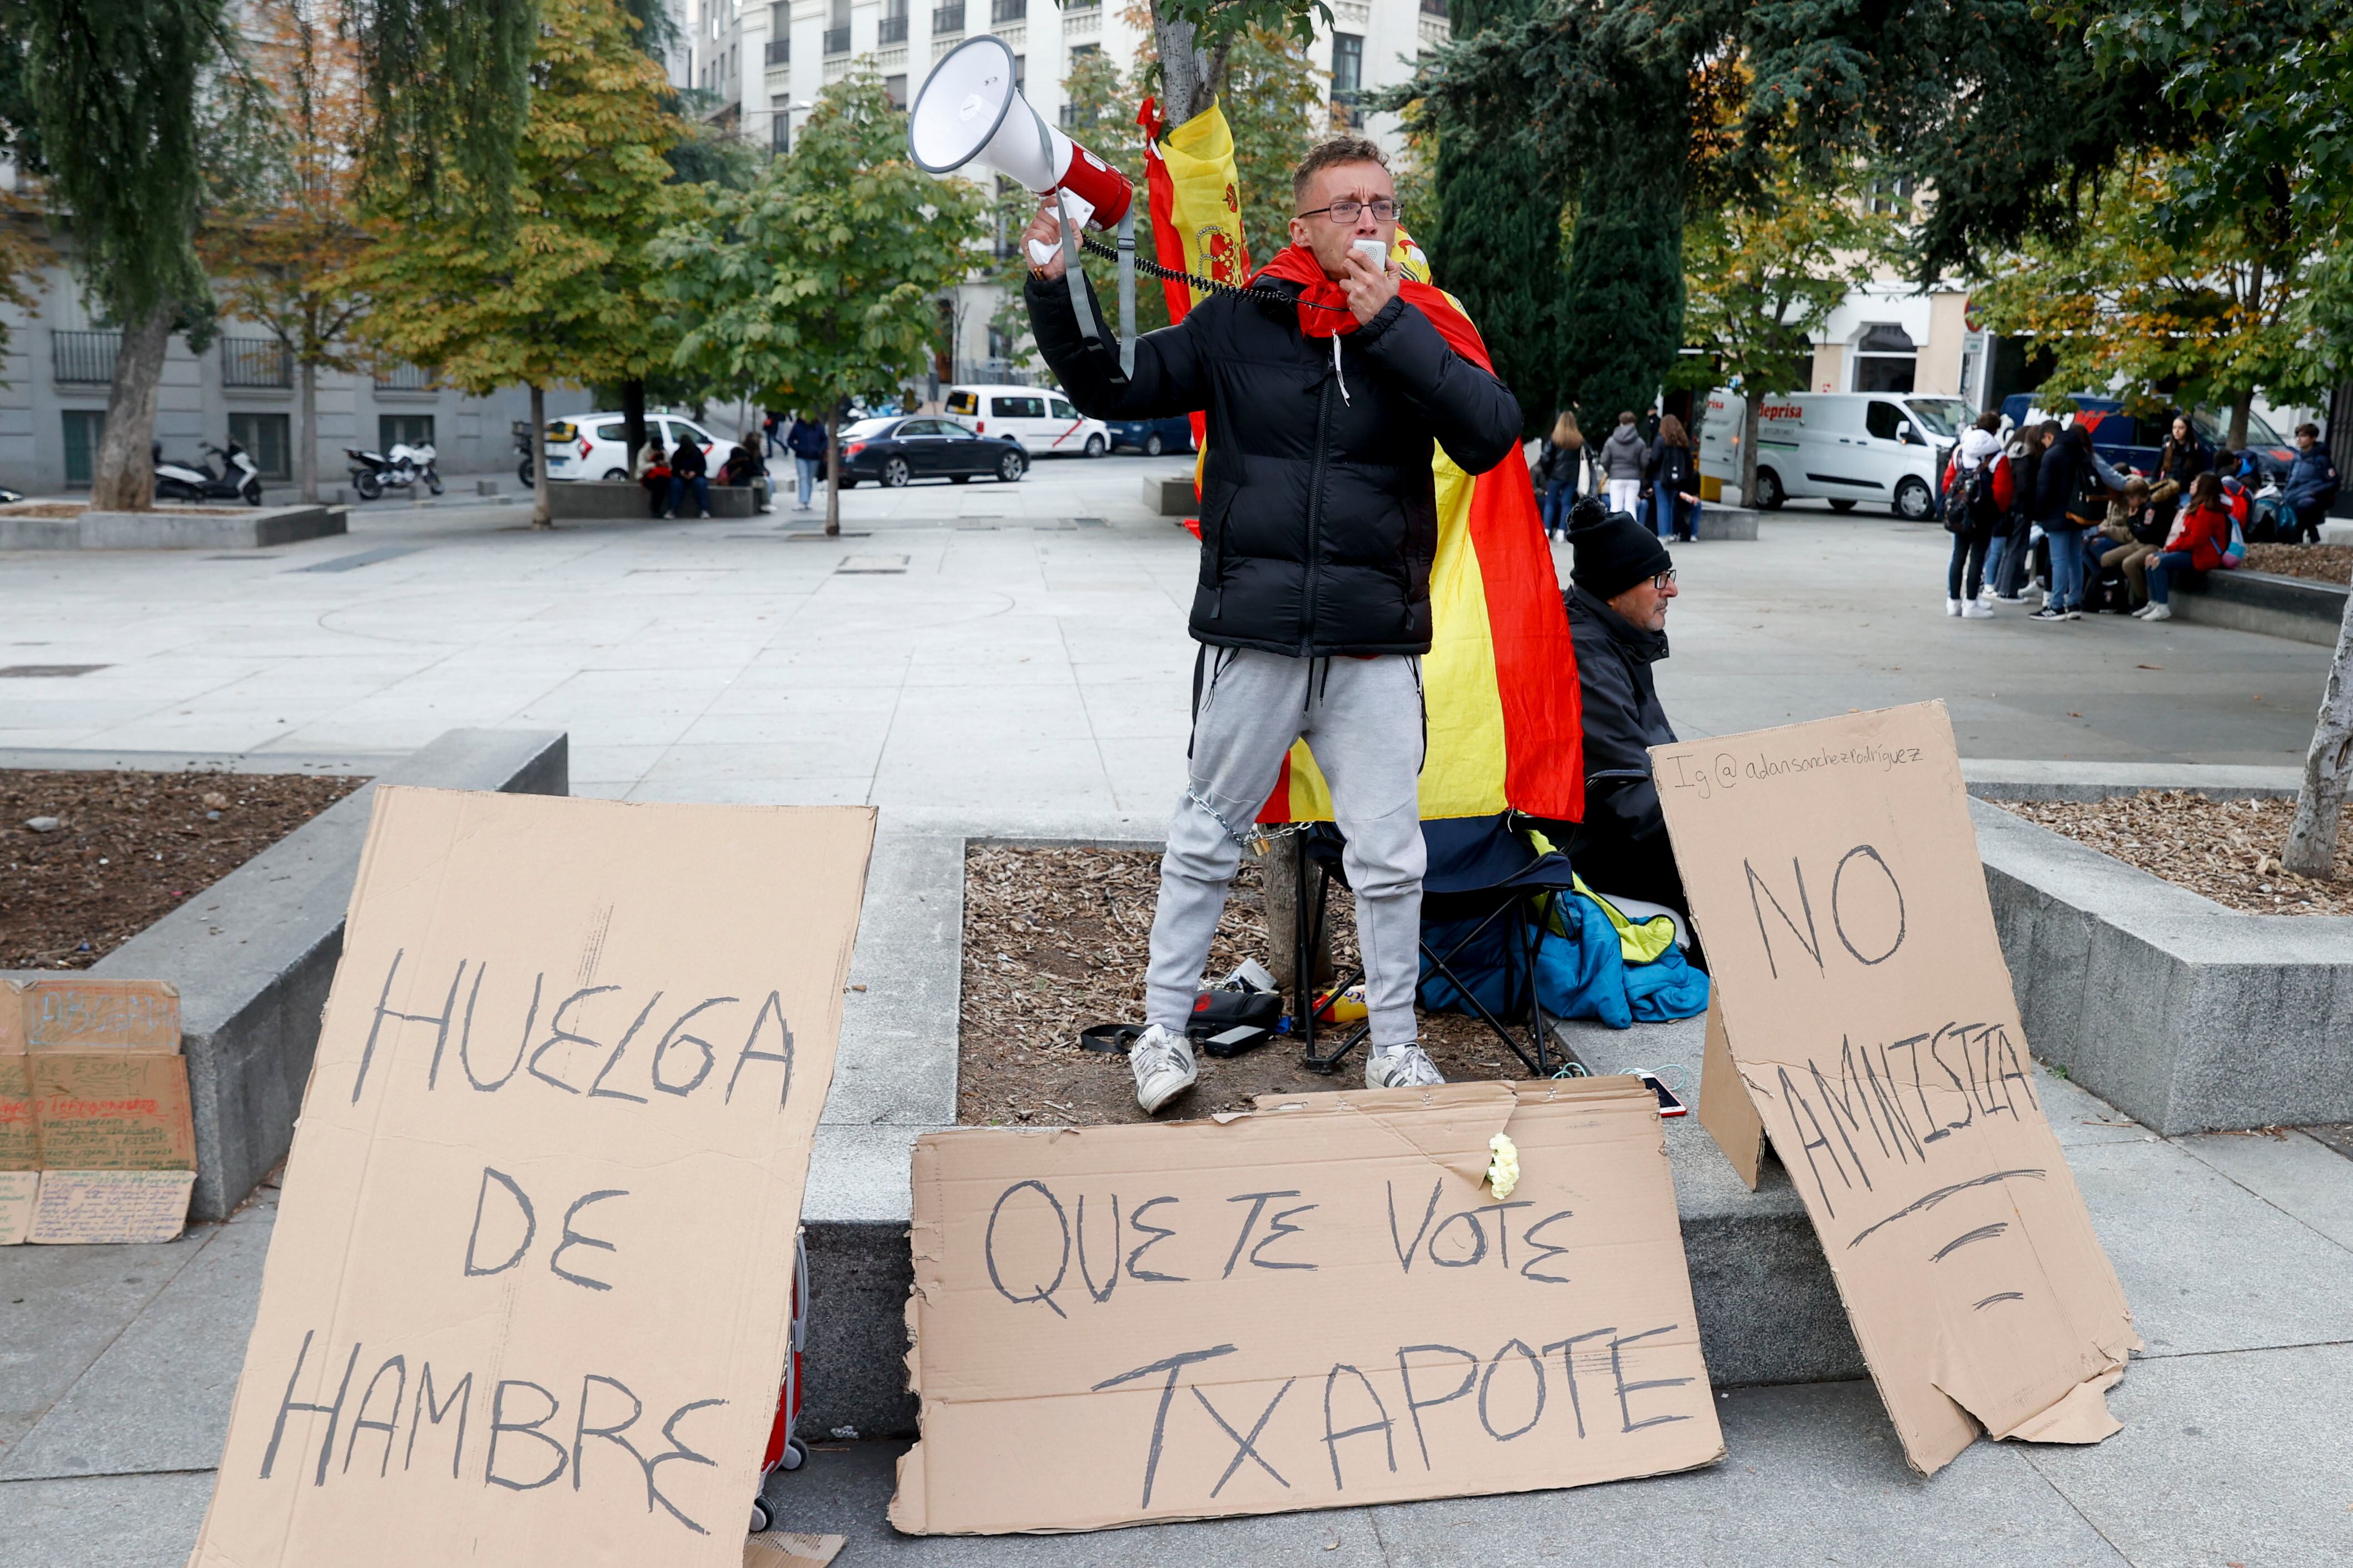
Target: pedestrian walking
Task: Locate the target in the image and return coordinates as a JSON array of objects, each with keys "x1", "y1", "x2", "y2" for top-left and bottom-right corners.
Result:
[
  {"x1": 763, "y1": 411, "x2": 785, "y2": 459},
  {"x1": 1944, "y1": 411, "x2": 2004, "y2": 618},
  {"x1": 786, "y1": 414, "x2": 826, "y2": 511},
  {"x1": 664, "y1": 429, "x2": 712, "y2": 519},
  {"x1": 1644, "y1": 414, "x2": 1699, "y2": 543},
  {"x1": 1537, "y1": 411, "x2": 1585, "y2": 539},
  {"x1": 1600, "y1": 410, "x2": 1646, "y2": 517}
]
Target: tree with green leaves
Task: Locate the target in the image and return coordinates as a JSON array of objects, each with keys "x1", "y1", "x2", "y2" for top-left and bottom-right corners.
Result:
[
  {"x1": 201, "y1": 0, "x2": 376, "y2": 504},
  {"x1": 1675, "y1": 169, "x2": 1897, "y2": 505},
  {"x1": 359, "y1": 0, "x2": 685, "y2": 527},
  {"x1": 1429, "y1": 0, "x2": 1560, "y2": 438},
  {"x1": 654, "y1": 73, "x2": 988, "y2": 536}
]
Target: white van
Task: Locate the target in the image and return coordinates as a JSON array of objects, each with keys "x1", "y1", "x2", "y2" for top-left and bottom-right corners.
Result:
[
  {"x1": 942, "y1": 385, "x2": 1109, "y2": 458},
  {"x1": 1698, "y1": 390, "x2": 1971, "y2": 520}
]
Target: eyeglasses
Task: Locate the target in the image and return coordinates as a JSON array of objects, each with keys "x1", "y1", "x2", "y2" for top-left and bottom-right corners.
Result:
[
  {"x1": 1297, "y1": 198, "x2": 1402, "y2": 223},
  {"x1": 1651, "y1": 570, "x2": 1678, "y2": 590}
]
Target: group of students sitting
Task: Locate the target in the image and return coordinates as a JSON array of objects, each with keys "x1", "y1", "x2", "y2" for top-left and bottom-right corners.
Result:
[
  {"x1": 630, "y1": 429, "x2": 772, "y2": 519},
  {"x1": 1942, "y1": 410, "x2": 2338, "y2": 622}
]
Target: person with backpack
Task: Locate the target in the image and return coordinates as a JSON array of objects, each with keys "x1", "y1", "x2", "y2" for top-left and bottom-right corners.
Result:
[
  {"x1": 1536, "y1": 410, "x2": 1586, "y2": 539},
  {"x1": 2139, "y1": 471, "x2": 2236, "y2": 621},
  {"x1": 785, "y1": 415, "x2": 827, "y2": 511},
  {"x1": 2031, "y1": 422, "x2": 2096, "y2": 621},
  {"x1": 1600, "y1": 410, "x2": 1647, "y2": 517},
  {"x1": 1985, "y1": 426, "x2": 2038, "y2": 601},
  {"x1": 1944, "y1": 411, "x2": 2004, "y2": 618},
  {"x1": 2282, "y1": 422, "x2": 2339, "y2": 543},
  {"x1": 1644, "y1": 414, "x2": 1700, "y2": 542}
]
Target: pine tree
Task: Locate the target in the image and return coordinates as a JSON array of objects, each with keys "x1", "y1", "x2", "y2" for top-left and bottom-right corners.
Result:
[
  {"x1": 1557, "y1": 76, "x2": 1684, "y2": 429},
  {"x1": 358, "y1": 0, "x2": 686, "y2": 527},
  {"x1": 1430, "y1": 0, "x2": 1560, "y2": 437}
]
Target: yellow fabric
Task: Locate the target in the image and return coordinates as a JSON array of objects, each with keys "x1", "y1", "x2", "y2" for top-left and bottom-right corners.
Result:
[
  {"x1": 1160, "y1": 102, "x2": 1247, "y2": 304},
  {"x1": 1525, "y1": 831, "x2": 1682, "y2": 966}
]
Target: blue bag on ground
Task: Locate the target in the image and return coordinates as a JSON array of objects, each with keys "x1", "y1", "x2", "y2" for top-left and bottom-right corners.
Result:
[{"x1": 1418, "y1": 890, "x2": 1707, "y2": 1031}]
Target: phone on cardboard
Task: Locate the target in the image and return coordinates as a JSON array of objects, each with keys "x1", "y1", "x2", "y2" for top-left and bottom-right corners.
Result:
[{"x1": 1636, "y1": 1070, "x2": 1688, "y2": 1118}]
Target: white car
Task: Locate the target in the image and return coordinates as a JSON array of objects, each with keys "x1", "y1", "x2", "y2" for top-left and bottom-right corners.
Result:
[
  {"x1": 1699, "y1": 390, "x2": 1970, "y2": 520},
  {"x1": 941, "y1": 385, "x2": 1109, "y2": 458},
  {"x1": 542, "y1": 410, "x2": 726, "y2": 481}
]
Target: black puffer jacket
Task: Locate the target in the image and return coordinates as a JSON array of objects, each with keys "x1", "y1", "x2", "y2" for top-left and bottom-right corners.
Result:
[
  {"x1": 1562, "y1": 584, "x2": 1681, "y2": 900},
  {"x1": 1028, "y1": 268, "x2": 1521, "y2": 655}
]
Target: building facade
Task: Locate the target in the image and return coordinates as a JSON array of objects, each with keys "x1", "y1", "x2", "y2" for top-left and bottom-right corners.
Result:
[
  {"x1": 679, "y1": 0, "x2": 1447, "y2": 387},
  {"x1": 0, "y1": 254, "x2": 533, "y2": 499}
]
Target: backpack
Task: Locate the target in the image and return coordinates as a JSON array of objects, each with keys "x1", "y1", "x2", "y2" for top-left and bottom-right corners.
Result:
[
  {"x1": 2219, "y1": 509, "x2": 2246, "y2": 568},
  {"x1": 1990, "y1": 451, "x2": 2016, "y2": 513}
]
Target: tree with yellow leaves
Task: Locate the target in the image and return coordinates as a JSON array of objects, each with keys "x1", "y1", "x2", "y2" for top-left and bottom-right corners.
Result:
[{"x1": 358, "y1": 0, "x2": 685, "y2": 526}]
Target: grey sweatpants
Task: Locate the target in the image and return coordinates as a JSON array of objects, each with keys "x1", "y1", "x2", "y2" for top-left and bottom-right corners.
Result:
[{"x1": 1145, "y1": 648, "x2": 1427, "y2": 1048}]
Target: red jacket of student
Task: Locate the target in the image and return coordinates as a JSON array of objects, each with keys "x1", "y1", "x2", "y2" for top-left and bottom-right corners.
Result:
[{"x1": 2164, "y1": 502, "x2": 2233, "y2": 572}]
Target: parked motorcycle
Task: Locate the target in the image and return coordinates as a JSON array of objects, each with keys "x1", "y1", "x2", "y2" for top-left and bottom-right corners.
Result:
[
  {"x1": 154, "y1": 441, "x2": 264, "y2": 505},
  {"x1": 514, "y1": 421, "x2": 537, "y2": 487},
  {"x1": 345, "y1": 441, "x2": 442, "y2": 502}
]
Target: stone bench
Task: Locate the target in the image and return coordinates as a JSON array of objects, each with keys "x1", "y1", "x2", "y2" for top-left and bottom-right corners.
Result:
[
  {"x1": 2168, "y1": 567, "x2": 2350, "y2": 646},
  {"x1": 543, "y1": 479, "x2": 763, "y2": 520},
  {"x1": 0, "y1": 504, "x2": 343, "y2": 551}
]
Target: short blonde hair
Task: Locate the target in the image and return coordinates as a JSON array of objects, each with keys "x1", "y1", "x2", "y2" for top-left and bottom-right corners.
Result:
[{"x1": 1292, "y1": 137, "x2": 1391, "y2": 207}]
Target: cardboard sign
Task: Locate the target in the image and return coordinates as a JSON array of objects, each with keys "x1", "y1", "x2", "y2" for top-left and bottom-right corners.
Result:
[
  {"x1": 191, "y1": 789, "x2": 875, "y2": 1568},
  {"x1": 892, "y1": 1079, "x2": 1722, "y2": 1534},
  {"x1": 1, "y1": 978, "x2": 197, "y2": 1244},
  {"x1": 0, "y1": 1169, "x2": 34, "y2": 1245},
  {"x1": 1652, "y1": 703, "x2": 2137, "y2": 1475},
  {"x1": 1694, "y1": 995, "x2": 1764, "y2": 1189}
]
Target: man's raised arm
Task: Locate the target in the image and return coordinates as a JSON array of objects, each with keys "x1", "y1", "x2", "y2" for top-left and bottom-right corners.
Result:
[
  {"x1": 1352, "y1": 298, "x2": 1523, "y2": 475},
  {"x1": 1021, "y1": 203, "x2": 1208, "y2": 421}
]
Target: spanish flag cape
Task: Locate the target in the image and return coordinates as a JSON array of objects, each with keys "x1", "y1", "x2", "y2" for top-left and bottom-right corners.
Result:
[{"x1": 1141, "y1": 101, "x2": 1584, "y2": 828}]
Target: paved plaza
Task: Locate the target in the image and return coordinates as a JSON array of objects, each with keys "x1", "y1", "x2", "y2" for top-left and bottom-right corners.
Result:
[{"x1": 3, "y1": 460, "x2": 2349, "y2": 1566}]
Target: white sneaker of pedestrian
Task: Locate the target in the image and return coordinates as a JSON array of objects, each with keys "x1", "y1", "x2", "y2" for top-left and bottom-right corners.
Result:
[
  {"x1": 1365, "y1": 1042, "x2": 1446, "y2": 1090},
  {"x1": 1961, "y1": 600, "x2": 1994, "y2": 618},
  {"x1": 2142, "y1": 603, "x2": 2172, "y2": 621},
  {"x1": 1945, "y1": 597, "x2": 1964, "y2": 616},
  {"x1": 1128, "y1": 1024, "x2": 1197, "y2": 1114}
]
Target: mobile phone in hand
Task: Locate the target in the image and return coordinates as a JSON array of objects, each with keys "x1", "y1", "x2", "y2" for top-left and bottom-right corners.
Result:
[{"x1": 1352, "y1": 238, "x2": 1388, "y2": 273}]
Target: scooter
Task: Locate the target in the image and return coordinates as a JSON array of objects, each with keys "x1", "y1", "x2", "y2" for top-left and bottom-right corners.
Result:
[
  {"x1": 153, "y1": 441, "x2": 264, "y2": 505},
  {"x1": 344, "y1": 441, "x2": 442, "y2": 502}
]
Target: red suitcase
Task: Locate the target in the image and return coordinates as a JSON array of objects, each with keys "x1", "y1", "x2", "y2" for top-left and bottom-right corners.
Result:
[{"x1": 748, "y1": 1231, "x2": 810, "y2": 1534}]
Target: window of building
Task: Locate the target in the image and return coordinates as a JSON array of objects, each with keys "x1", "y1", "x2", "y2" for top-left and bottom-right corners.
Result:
[
  {"x1": 1865, "y1": 175, "x2": 1914, "y2": 217},
  {"x1": 880, "y1": 0, "x2": 907, "y2": 43},
  {"x1": 61, "y1": 410, "x2": 105, "y2": 489},
  {"x1": 1012, "y1": 54, "x2": 1025, "y2": 93},
  {"x1": 1851, "y1": 323, "x2": 1917, "y2": 393},
  {"x1": 229, "y1": 411, "x2": 292, "y2": 481},
  {"x1": 1332, "y1": 32, "x2": 1363, "y2": 96},
  {"x1": 884, "y1": 74, "x2": 907, "y2": 108},
  {"x1": 380, "y1": 414, "x2": 436, "y2": 454},
  {"x1": 772, "y1": 96, "x2": 792, "y2": 153}
]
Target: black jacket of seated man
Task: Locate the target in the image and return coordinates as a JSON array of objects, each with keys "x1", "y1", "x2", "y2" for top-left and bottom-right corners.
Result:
[{"x1": 1025, "y1": 266, "x2": 1521, "y2": 656}]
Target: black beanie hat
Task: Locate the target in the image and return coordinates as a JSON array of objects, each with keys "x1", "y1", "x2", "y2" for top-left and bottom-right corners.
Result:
[{"x1": 1567, "y1": 497, "x2": 1672, "y2": 600}]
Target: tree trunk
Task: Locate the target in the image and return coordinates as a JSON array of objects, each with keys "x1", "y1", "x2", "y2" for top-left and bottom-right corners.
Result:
[
  {"x1": 2282, "y1": 582, "x2": 2353, "y2": 878},
  {"x1": 88, "y1": 306, "x2": 175, "y2": 511},
  {"x1": 1154, "y1": 9, "x2": 1214, "y2": 123},
  {"x1": 622, "y1": 378, "x2": 647, "y2": 468},
  {"x1": 297, "y1": 357, "x2": 320, "y2": 504},
  {"x1": 1740, "y1": 388, "x2": 1761, "y2": 507},
  {"x1": 2228, "y1": 387, "x2": 2253, "y2": 451},
  {"x1": 529, "y1": 384, "x2": 553, "y2": 529},
  {"x1": 824, "y1": 404, "x2": 841, "y2": 537}
]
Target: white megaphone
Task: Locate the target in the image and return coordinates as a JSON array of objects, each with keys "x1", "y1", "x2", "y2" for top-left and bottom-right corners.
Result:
[{"x1": 909, "y1": 34, "x2": 1134, "y2": 247}]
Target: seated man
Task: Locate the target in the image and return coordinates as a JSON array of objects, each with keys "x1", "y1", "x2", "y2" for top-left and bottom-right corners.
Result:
[{"x1": 1561, "y1": 499, "x2": 1700, "y2": 961}]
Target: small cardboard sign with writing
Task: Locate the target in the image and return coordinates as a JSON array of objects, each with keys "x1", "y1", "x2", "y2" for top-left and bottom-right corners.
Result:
[
  {"x1": 1, "y1": 978, "x2": 197, "y2": 1244},
  {"x1": 1652, "y1": 703, "x2": 2138, "y2": 1475},
  {"x1": 191, "y1": 788, "x2": 875, "y2": 1568},
  {"x1": 892, "y1": 1078, "x2": 1722, "y2": 1534}
]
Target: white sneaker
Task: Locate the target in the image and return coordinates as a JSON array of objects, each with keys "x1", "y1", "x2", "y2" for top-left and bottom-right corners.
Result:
[
  {"x1": 2142, "y1": 603, "x2": 2172, "y2": 621},
  {"x1": 1961, "y1": 600, "x2": 1993, "y2": 618},
  {"x1": 1128, "y1": 1024, "x2": 1197, "y2": 1114},
  {"x1": 1366, "y1": 1043, "x2": 1446, "y2": 1090},
  {"x1": 1945, "y1": 597, "x2": 1964, "y2": 616}
]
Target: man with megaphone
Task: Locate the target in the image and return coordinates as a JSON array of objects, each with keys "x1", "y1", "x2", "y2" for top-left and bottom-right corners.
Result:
[{"x1": 1022, "y1": 136, "x2": 1523, "y2": 1114}]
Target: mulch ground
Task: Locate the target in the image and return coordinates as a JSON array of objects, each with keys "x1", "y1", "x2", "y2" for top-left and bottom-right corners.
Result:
[
  {"x1": 1, "y1": 770, "x2": 366, "y2": 969},
  {"x1": 1996, "y1": 789, "x2": 2352, "y2": 915},
  {"x1": 958, "y1": 845, "x2": 1551, "y2": 1127},
  {"x1": 2242, "y1": 543, "x2": 2353, "y2": 585}
]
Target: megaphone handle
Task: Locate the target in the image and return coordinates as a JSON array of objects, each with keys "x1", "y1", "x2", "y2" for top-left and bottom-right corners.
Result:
[{"x1": 1116, "y1": 205, "x2": 1136, "y2": 379}]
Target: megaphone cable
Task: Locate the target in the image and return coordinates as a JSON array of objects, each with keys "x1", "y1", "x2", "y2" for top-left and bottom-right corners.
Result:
[{"x1": 1072, "y1": 235, "x2": 1356, "y2": 314}]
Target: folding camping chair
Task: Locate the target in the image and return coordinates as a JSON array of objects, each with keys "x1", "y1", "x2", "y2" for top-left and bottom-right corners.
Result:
[{"x1": 1290, "y1": 819, "x2": 1580, "y2": 1077}]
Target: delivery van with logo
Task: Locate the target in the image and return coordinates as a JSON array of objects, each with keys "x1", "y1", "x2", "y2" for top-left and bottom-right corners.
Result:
[{"x1": 1698, "y1": 390, "x2": 1969, "y2": 519}]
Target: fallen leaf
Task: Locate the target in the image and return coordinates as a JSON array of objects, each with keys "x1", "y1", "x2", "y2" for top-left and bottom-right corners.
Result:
[{"x1": 2136, "y1": 663, "x2": 2164, "y2": 670}]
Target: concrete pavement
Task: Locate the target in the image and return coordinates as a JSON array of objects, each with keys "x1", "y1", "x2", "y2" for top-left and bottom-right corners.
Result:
[{"x1": 3, "y1": 462, "x2": 2347, "y2": 1565}]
